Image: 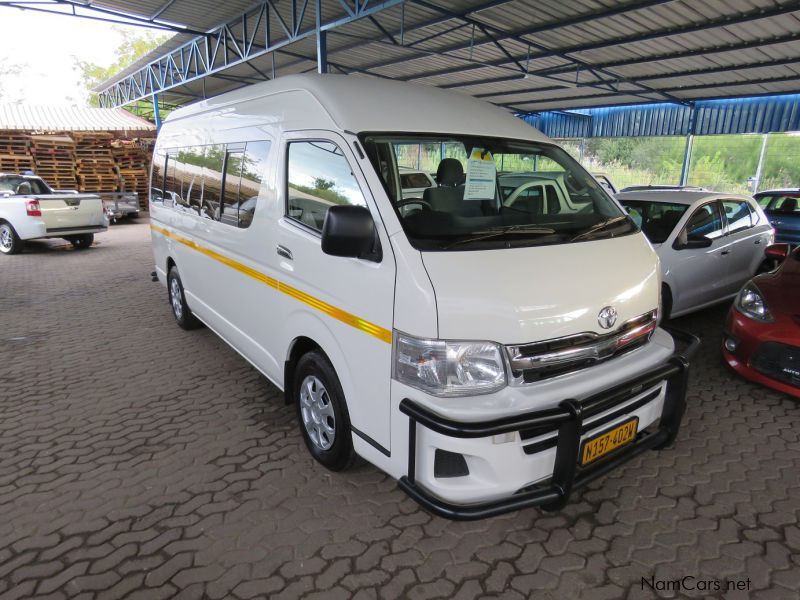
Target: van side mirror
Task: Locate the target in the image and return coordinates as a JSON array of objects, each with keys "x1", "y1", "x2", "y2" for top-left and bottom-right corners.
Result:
[
  {"x1": 765, "y1": 243, "x2": 790, "y2": 262},
  {"x1": 321, "y1": 205, "x2": 381, "y2": 262}
]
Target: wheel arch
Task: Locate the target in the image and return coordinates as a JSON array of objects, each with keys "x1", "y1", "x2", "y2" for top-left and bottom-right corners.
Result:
[
  {"x1": 661, "y1": 281, "x2": 673, "y2": 320},
  {"x1": 284, "y1": 336, "x2": 324, "y2": 405}
]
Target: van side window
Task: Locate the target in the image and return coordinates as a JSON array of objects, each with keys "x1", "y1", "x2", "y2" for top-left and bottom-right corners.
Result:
[
  {"x1": 287, "y1": 141, "x2": 367, "y2": 232},
  {"x1": 721, "y1": 199, "x2": 752, "y2": 234},
  {"x1": 235, "y1": 141, "x2": 270, "y2": 229},
  {"x1": 199, "y1": 145, "x2": 224, "y2": 220},
  {"x1": 180, "y1": 146, "x2": 205, "y2": 215},
  {"x1": 164, "y1": 153, "x2": 182, "y2": 207},
  {"x1": 151, "y1": 148, "x2": 167, "y2": 205},
  {"x1": 221, "y1": 146, "x2": 245, "y2": 227}
]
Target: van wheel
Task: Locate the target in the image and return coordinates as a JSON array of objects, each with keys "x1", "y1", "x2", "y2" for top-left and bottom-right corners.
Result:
[
  {"x1": 294, "y1": 350, "x2": 355, "y2": 471},
  {"x1": 167, "y1": 266, "x2": 201, "y2": 330},
  {"x1": 69, "y1": 234, "x2": 94, "y2": 249},
  {"x1": 0, "y1": 222, "x2": 23, "y2": 255},
  {"x1": 661, "y1": 284, "x2": 673, "y2": 321}
]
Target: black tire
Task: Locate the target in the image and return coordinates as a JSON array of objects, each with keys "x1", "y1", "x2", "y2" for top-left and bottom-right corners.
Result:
[
  {"x1": 661, "y1": 284, "x2": 673, "y2": 321},
  {"x1": 294, "y1": 350, "x2": 355, "y2": 471},
  {"x1": 0, "y1": 222, "x2": 23, "y2": 255},
  {"x1": 69, "y1": 234, "x2": 94, "y2": 250},
  {"x1": 167, "y1": 265, "x2": 202, "y2": 330}
]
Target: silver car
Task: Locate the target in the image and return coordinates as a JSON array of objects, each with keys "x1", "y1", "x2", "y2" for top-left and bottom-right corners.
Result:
[{"x1": 617, "y1": 190, "x2": 774, "y2": 319}]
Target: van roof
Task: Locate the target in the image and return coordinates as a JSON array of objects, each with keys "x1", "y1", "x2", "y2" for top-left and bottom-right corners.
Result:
[{"x1": 165, "y1": 73, "x2": 549, "y2": 143}]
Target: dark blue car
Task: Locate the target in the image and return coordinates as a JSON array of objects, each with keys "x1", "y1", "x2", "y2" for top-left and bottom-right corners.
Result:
[{"x1": 754, "y1": 190, "x2": 800, "y2": 246}]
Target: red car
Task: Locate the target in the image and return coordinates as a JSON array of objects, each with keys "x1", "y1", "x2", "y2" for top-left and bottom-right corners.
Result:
[{"x1": 723, "y1": 244, "x2": 800, "y2": 398}]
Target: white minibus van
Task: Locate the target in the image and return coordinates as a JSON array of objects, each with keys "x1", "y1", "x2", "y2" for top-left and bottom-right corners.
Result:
[{"x1": 149, "y1": 74, "x2": 698, "y2": 519}]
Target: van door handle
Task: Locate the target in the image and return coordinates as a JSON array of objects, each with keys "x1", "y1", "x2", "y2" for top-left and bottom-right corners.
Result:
[
  {"x1": 276, "y1": 245, "x2": 293, "y2": 260},
  {"x1": 721, "y1": 250, "x2": 730, "y2": 255},
  {"x1": 754, "y1": 239, "x2": 761, "y2": 245}
]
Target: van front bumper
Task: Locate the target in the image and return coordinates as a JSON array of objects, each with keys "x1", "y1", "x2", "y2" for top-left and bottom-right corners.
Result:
[{"x1": 397, "y1": 327, "x2": 699, "y2": 520}]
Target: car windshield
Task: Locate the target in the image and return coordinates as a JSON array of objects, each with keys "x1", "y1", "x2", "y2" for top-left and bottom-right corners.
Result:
[
  {"x1": 617, "y1": 199, "x2": 689, "y2": 244},
  {"x1": 361, "y1": 134, "x2": 635, "y2": 251}
]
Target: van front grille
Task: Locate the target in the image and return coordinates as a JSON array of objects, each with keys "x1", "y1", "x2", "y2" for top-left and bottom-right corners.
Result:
[{"x1": 505, "y1": 310, "x2": 657, "y2": 384}]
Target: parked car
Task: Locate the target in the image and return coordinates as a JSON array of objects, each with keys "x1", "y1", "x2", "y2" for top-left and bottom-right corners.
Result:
[
  {"x1": 753, "y1": 189, "x2": 800, "y2": 246},
  {"x1": 723, "y1": 243, "x2": 800, "y2": 398},
  {"x1": 617, "y1": 190, "x2": 774, "y2": 318},
  {"x1": 0, "y1": 173, "x2": 108, "y2": 255},
  {"x1": 398, "y1": 168, "x2": 436, "y2": 200},
  {"x1": 149, "y1": 73, "x2": 698, "y2": 518},
  {"x1": 497, "y1": 171, "x2": 594, "y2": 213},
  {"x1": 103, "y1": 192, "x2": 141, "y2": 222},
  {"x1": 592, "y1": 172, "x2": 617, "y2": 194}
]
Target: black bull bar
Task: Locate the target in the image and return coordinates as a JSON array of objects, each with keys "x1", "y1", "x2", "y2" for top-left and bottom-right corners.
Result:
[{"x1": 397, "y1": 327, "x2": 700, "y2": 520}]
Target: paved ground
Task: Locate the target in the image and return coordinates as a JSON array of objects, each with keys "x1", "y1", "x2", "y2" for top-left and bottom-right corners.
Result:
[{"x1": 0, "y1": 219, "x2": 798, "y2": 600}]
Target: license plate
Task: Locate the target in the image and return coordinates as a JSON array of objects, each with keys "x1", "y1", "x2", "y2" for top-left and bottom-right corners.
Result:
[{"x1": 580, "y1": 417, "x2": 639, "y2": 466}]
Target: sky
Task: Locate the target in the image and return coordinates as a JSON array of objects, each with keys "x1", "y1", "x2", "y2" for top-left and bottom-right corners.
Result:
[{"x1": 0, "y1": 8, "x2": 147, "y2": 106}]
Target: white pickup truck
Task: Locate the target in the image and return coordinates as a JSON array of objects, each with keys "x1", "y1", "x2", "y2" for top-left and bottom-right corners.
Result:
[{"x1": 0, "y1": 173, "x2": 108, "y2": 255}]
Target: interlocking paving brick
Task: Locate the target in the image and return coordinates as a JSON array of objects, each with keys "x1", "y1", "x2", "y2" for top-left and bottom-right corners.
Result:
[{"x1": 1, "y1": 220, "x2": 799, "y2": 598}]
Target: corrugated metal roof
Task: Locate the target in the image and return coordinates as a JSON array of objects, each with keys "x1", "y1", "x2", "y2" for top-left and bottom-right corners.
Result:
[
  {"x1": 0, "y1": 104, "x2": 156, "y2": 131},
  {"x1": 521, "y1": 94, "x2": 800, "y2": 138},
  {"x1": 64, "y1": 0, "x2": 800, "y2": 115}
]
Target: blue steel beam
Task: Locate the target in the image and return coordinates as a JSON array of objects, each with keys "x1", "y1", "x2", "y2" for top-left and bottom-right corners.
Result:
[{"x1": 96, "y1": 0, "x2": 404, "y2": 107}]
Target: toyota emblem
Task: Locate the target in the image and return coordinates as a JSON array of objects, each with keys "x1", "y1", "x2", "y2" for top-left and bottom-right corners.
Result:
[{"x1": 598, "y1": 306, "x2": 617, "y2": 329}]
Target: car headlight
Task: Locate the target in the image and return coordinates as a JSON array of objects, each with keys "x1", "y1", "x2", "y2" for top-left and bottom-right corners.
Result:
[
  {"x1": 735, "y1": 283, "x2": 773, "y2": 322},
  {"x1": 393, "y1": 332, "x2": 507, "y2": 397}
]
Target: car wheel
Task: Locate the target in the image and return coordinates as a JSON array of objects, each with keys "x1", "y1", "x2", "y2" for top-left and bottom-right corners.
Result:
[
  {"x1": 167, "y1": 265, "x2": 202, "y2": 330},
  {"x1": 0, "y1": 222, "x2": 23, "y2": 255},
  {"x1": 661, "y1": 284, "x2": 673, "y2": 321},
  {"x1": 69, "y1": 234, "x2": 94, "y2": 249},
  {"x1": 294, "y1": 350, "x2": 355, "y2": 471}
]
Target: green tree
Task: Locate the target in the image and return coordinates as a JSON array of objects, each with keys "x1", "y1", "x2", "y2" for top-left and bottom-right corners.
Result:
[
  {"x1": 313, "y1": 177, "x2": 336, "y2": 191},
  {"x1": 75, "y1": 27, "x2": 169, "y2": 108}
]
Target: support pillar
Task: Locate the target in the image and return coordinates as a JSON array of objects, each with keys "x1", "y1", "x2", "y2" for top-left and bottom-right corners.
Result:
[
  {"x1": 153, "y1": 93, "x2": 162, "y2": 131},
  {"x1": 753, "y1": 133, "x2": 769, "y2": 193}
]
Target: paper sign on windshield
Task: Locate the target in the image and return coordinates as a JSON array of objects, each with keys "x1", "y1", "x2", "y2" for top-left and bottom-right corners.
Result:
[{"x1": 464, "y1": 148, "x2": 496, "y2": 200}]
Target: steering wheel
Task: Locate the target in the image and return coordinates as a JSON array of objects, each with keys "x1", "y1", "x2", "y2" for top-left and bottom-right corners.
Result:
[{"x1": 396, "y1": 199, "x2": 432, "y2": 216}]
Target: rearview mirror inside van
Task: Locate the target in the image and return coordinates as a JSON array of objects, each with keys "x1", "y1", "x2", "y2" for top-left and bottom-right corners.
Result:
[{"x1": 321, "y1": 205, "x2": 381, "y2": 262}]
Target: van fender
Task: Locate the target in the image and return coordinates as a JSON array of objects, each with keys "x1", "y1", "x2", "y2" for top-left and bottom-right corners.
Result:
[{"x1": 281, "y1": 310, "x2": 357, "y2": 414}]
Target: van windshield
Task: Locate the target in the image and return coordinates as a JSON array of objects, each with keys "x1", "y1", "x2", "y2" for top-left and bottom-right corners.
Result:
[{"x1": 360, "y1": 134, "x2": 635, "y2": 251}]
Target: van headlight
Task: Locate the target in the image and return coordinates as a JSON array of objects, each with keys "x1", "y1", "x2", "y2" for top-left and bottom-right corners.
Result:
[
  {"x1": 393, "y1": 332, "x2": 507, "y2": 397},
  {"x1": 735, "y1": 283, "x2": 773, "y2": 322}
]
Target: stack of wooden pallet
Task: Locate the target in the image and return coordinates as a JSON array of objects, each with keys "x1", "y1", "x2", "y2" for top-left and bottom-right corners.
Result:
[
  {"x1": 112, "y1": 140, "x2": 150, "y2": 207},
  {"x1": 30, "y1": 135, "x2": 78, "y2": 189},
  {"x1": 0, "y1": 131, "x2": 34, "y2": 174},
  {"x1": 74, "y1": 131, "x2": 118, "y2": 192}
]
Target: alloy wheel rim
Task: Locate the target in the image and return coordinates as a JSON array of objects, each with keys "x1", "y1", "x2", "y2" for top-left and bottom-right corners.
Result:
[
  {"x1": 299, "y1": 375, "x2": 336, "y2": 451},
  {"x1": 170, "y1": 277, "x2": 183, "y2": 319},
  {"x1": 0, "y1": 226, "x2": 11, "y2": 252}
]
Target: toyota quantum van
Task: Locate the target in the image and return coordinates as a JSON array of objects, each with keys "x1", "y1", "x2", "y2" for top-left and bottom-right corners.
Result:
[{"x1": 149, "y1": 74, "x2": 698, "y2": 519}]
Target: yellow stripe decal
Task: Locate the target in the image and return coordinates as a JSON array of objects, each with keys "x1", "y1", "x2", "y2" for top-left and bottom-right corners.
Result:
[{"x1": 151, "y1": 224, "x2": 392, "y2": 344}]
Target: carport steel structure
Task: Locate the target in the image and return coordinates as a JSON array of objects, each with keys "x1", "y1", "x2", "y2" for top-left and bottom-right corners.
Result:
[{"x1": 4, "y1": 0, "x2": 800, "y2": 180}]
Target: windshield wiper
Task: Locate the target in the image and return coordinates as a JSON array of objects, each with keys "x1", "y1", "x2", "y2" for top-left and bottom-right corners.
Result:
[
  {"x1": 570, "y1": 216, "x2": 630, "y2": 242},
  {"x1": 442, "y1": 225, "x2": 557, "y2": 250}
]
